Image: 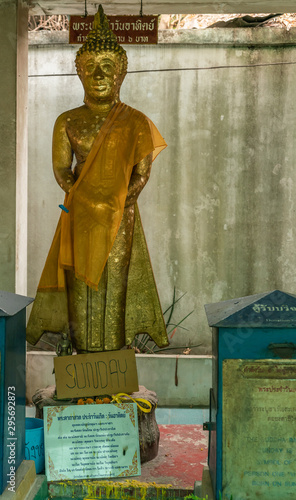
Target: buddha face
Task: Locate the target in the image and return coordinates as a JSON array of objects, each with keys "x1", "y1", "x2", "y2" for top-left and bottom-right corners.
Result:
[{"x1": 77, "y1": 52, "x2": 125, "y2": 104}]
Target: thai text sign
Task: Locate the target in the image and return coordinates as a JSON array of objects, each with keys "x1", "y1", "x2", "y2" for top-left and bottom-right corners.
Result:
[
  {"x1": 44, "y1": 403, "x2": 140, "y2": 480},
  {"x1": 54, "y1": 349, "x2": 139, "y2": 399},
  {"x1": 70, "y1": 15, "x2": 158, "y2": 44},
  {"x1": 223, "y1": 359, "x2": 296, "y2": 499}
]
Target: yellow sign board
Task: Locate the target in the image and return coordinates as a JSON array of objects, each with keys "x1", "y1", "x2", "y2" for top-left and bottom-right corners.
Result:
[{"x1": 54, "y1": 349, "x2": 139, "y2": 399}]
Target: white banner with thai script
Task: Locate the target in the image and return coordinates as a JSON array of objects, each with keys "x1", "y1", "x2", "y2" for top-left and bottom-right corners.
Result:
[{"x1": 44, "y1": 403, "x2": 140, "y2": 481}]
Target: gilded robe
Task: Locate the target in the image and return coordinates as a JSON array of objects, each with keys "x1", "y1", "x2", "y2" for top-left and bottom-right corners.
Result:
[{"x1": 26, "y1": 102, "x2": 169, "y2": 351}]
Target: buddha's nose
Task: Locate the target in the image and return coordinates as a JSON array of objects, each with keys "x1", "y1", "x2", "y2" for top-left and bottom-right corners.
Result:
[{"x1": 93, "y1": 65, "x2": 104, "y2": 79}]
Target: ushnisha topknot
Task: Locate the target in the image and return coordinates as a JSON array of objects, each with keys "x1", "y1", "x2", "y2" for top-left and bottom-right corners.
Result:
[{"x1": 75, "y1": 4, "x2": 128, "y2": 76}]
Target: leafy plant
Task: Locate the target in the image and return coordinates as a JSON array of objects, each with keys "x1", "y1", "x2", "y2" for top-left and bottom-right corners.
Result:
[
  {"x1": 184, "y1": 495, "x2": 207, "y2": 500},
  {"x1": 132, "y1": 287, "x2": 195, "y2": 353},
  {"x1": 184, "y1": 493, "x2": 233, "y2": 500}
]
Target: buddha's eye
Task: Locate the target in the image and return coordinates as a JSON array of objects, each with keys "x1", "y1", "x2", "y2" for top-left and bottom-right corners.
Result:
[
  {"x1": 85, "y1": 63, "x2": 95, "y2": 73},
  {"x1": 101, "y1": 61, "x2": 116, "y2": 75}
]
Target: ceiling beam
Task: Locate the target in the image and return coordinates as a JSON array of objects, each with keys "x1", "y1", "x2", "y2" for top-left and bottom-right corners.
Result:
[{"x1": 28, "y1": 1, "x2": 296, "y2": 16}]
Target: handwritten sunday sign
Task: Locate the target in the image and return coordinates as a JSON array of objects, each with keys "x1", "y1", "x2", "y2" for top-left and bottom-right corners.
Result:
[
  {"x1": 69, "y1": 15, "x2": 158, "y2": 44},
  {"x1": 44, "y1": 403, "x2": 141, "y2": 481},
  {"x1": 54, "y1": 349, "x2": 139, "y2": 399}
]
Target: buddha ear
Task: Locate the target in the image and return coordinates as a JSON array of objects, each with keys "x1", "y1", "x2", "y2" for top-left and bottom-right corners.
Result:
[
  {"x1": 119, "y1": 70, "x2": 127, "y2": 85},
  {"x1": 77, "y1": 70, "x2": 85, "y2": 86},
  {"x1": 75, "y1": 57, "x2": 83, "y2": 80},
  {"x1": 118, "y1": 57, "x2": 128, "y2": 84}
]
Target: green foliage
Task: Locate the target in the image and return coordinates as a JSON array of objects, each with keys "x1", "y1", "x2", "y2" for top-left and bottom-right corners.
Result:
[
  {"x1": 184, "y1": 493, "x2": 233, "y2": 500},
  {"x1": 184, "y1": 494, "x2": 212, "y2": 500},
  {"x1": 132, "y1": 287, "x2": 195, "y2": 353}
]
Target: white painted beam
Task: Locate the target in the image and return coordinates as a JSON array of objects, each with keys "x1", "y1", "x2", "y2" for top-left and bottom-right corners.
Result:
[{"x1": 29, "y1": 0, "x2": 296, "y2": 16}]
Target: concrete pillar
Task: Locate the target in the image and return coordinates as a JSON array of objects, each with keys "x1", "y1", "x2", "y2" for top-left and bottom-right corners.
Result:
[{"x1": 0, "y1": 0, "x2": 28, "y2": 294}]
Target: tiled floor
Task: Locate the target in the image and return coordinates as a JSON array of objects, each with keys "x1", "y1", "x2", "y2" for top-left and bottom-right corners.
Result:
[{"x1": 138, "y1": 424, "x2": 208, "y2": 488}]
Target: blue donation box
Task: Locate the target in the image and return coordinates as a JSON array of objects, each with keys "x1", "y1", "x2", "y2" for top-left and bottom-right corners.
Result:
[
  {"x1": 0, "y1": 290, "x2": 33, "y2": 494},
  {"x1": 204, "y1": 290, "x2": 296, "y2": 500}
]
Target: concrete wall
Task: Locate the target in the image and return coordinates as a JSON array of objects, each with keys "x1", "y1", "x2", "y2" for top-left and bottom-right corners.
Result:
[
  {"x1": 28, "y1": 29, "x2": 296, "y2": 354},
  {"x1": 26, "y1": 351, "x2": 212, "y2": 407}
]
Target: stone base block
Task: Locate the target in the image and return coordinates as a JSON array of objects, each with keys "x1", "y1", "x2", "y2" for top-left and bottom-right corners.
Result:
[
  {"x1": 0, "y1": 461, "x2": 38, "y2": 500},
  {"x1": 48, "y1": 478, "x2": 193, "y2": 499}
]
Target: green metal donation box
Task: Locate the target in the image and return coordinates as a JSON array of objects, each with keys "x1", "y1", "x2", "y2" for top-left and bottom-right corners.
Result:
[
  {"x1": 0, "y1": 291, "x2": 33, "y2": 494},
  {"x1": 204, "y1": 289, "x2": 296, "y2": 500}
]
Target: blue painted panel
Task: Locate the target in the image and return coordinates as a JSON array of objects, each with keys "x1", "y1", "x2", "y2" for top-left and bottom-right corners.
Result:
[
  {"x1": 219, "y1": 327, "x2": 296, "y2": 360},
  {"x1": 208, "y1": 388, "x2": 216, "y2": 493},
  {"x1": 216, "y1": 341, "x2": 223, "y2": 499},
  {"x1": 0, "y1": 310, "x2": 26, "y2": 494},
  {"x1": 209, "y1": 326, "x2": 218, "y2": 494},
  {"x1": 215, "y1": 327, "x2": 296, "y2": 499},
  {"x1": 0, "y1": 318, "x2": 5, "y2": 493}
]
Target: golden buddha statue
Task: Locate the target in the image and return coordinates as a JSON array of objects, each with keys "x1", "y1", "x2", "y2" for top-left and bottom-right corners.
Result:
[{"x1": 27, "y1": 6, "x2": 169, "y2": 353}]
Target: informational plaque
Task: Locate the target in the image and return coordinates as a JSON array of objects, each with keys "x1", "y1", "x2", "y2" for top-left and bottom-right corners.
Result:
[
  {"x1": 70, "y1": 15, "x2": 158, "y2": 45},
  {"x1": 223, "y1": 359, "x2": 296, "y2": 499},
  {"x1": 54, "y1": 349, "x2": 139, "y2": 399},
  {"x1": 44, "y1": 403, "x2": 140, "y2": 481}
]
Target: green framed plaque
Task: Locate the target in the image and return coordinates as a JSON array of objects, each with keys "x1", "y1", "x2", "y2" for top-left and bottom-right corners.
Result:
[
  {"x1": 44, "y1": 403, "x2": 141, "y2": 481},
  {"x1": 223, "y1": 359, "x2": 296, "y2": 499}
]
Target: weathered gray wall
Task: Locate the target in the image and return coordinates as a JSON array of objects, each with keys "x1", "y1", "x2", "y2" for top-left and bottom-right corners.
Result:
[{"x1": 28, "y1": 29, "x2": 296, "y2": 354}]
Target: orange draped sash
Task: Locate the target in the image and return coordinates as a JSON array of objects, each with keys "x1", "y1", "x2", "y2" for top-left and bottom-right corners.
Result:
[{"x1": 38, "y1": 102, "x2": 167, "y2": 292}]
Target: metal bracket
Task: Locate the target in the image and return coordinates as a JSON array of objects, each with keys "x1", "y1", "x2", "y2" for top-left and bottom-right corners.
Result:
[{"x1": 203, "y1": 422, "x2": 216, "y2": 432}]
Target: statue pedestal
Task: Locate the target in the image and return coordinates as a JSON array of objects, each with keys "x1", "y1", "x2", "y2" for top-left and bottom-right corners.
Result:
[{"x1": 32, "y1": 385, "x2": 159, "y2": 464}]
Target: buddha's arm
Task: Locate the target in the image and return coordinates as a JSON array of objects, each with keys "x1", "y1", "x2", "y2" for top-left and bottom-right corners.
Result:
[
  {"x1": 52, "y1": 114, "x2": 75, "y2": 194},
  {"x1": 125, "y1": 152, "x2": 153, "y2": 208}
]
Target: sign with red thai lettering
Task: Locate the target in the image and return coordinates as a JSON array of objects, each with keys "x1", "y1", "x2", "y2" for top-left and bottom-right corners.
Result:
[{"x1": 69, "y1": 15, "x2": 158, "y2": 45}]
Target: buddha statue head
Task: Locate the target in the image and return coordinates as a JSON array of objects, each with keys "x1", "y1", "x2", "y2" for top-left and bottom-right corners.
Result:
[{"x1": 75, "y1": 5, "x2": 128, "y2": 105}]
